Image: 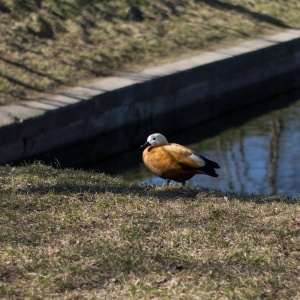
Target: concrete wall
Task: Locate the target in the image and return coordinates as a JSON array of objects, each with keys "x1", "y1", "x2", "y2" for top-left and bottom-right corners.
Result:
[{"x1": 1, "y1": 29, "x2": 300, "y2": 165}]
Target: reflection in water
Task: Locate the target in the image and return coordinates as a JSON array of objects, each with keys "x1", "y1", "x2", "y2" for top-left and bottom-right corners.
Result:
[{"x1": 112, "y1": 98, "x2": 300, "y2": 197}]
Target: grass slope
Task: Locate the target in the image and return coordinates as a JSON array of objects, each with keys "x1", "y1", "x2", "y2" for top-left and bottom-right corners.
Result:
[
  {"x1": 0, "y1": 0, "x2": 300, "y2": 105},
  {"x1": 0, "y1": 164, "x2": 299, "y2": 299}
]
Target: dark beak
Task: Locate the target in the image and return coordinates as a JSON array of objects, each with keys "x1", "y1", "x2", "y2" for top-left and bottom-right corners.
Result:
[{"x1": 141, "y1": 141, "x2": 151, "y2": 148}]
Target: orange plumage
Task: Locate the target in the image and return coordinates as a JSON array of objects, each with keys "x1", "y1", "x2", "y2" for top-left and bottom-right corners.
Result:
[{"x1": 141, "y1": 133, "x2": 220, "y2": 184}]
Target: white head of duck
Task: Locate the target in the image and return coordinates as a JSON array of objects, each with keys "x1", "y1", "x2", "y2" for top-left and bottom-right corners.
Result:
[{"x1": 141, "y1": 133, "x2": 169, "y2": 148}]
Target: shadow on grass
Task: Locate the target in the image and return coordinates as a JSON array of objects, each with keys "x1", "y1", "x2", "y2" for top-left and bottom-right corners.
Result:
[
  {"x1": 197, "y1": 0, "x2": 293, "y2": 29},
  {"x1": 10, "y1": 179, "x2": 299, "y2": 204},
  {"x1": 0, "y1": 57, "x2": 63, "y2": 84},
  {"x1": 0, "y1": 72, "x2": 44, "y2": 92}
]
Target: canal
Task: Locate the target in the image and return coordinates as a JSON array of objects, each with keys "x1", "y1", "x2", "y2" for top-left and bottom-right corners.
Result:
[{"x1": 90, "y1": 93, "x2": 300, "y2": 197}]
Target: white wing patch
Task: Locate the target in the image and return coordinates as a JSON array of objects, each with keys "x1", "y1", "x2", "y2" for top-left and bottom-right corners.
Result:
[{"x1": 189, "y1": 152, "x2": 206, "y2": 167}]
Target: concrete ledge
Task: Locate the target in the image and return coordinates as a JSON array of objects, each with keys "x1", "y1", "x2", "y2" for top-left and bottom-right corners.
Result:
[{"x1": 1, "y1": 29, "x2": 300, "y2": 164}]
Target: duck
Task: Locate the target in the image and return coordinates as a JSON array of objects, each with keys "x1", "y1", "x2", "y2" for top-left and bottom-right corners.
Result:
[{"x1": 141, "y1": 133, "x2": 220, "y2": 185}]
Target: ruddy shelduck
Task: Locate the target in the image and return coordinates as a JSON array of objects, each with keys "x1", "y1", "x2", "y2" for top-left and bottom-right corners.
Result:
[{"x1": 141, "y1": 133, "x2": 220, "y2": 185}]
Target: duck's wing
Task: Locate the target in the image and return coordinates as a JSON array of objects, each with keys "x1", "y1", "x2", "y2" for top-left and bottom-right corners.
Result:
[
  {"x1": 166, "y1": 143, "x2": 205, "y2": 168},
  {"x1": 168, "y1": 143, "x2": 220, "y2": 169}
]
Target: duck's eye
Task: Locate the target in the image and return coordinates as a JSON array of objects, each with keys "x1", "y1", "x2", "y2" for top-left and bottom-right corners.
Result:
[{"x1": 153, "y1": 138, "x2": 156, "y2": 140}]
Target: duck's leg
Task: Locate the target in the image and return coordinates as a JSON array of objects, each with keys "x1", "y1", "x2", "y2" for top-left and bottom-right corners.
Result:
[
  {"x1": 181, "y1": 181, "x2": 186, "y2": 187},
  {"x1": 166, "y1": 179, "x2": 170, "y2": 185}
]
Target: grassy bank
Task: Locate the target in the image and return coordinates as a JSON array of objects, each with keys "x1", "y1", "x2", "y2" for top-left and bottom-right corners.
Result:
[
  {"x1": 0, "y1": 163, "x2": 299, "y2": 299},
  {"x1": 1, "y1": 0, "x2": 300, "y2": 106}
]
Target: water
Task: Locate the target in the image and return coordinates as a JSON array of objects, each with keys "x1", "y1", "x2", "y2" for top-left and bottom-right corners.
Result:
[{"x1": 93, "y1": 96, "x2": 300, "y2": 197}]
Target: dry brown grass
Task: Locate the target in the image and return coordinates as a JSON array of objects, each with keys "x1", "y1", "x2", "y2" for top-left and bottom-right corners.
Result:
[
  {"x1": 0, "y1": 0, "x2": 300, "y2": 105},
  {"x1": 0, "y1": 163, "x2": 299, "y2": 299}
]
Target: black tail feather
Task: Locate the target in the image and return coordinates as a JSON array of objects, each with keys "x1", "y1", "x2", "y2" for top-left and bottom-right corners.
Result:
[
  {"x1": 199, "y1": 154, "x2": 220, "y2": 169},
  {"x1": 201, "y1": 166, "x2": 219, "y2": 177}
]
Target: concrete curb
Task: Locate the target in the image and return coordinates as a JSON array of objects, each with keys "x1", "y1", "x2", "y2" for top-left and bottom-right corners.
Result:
[{"x1": 1, "y1": 29, "x2": 300, "y2": 165}]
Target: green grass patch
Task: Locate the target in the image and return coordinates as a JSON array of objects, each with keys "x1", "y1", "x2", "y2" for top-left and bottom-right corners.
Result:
[
  {"x1": 0, "y1": 163, "x2": 299, "y2": 299},
  {"x1": 0, "y1": 0, "x2": 300, "y2": 105}
]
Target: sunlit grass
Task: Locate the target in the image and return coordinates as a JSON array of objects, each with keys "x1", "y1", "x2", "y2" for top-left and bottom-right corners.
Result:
[
  {"x1": 0, "y1": 0, "x2": 300, "y2": 105},
  {"x1": 0, "y1": 163, "x2": 299, "y2": 299}
]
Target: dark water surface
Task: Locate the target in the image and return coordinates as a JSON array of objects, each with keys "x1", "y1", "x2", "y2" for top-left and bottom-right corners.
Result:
[{"x1": 93, "y1": 95, "x2": 300, "y2": 197}]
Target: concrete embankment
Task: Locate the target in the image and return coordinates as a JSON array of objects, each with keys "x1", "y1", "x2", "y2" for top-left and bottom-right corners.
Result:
[{"x1": 1, "y1": 29, "x2": 300, "y2": 165}]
